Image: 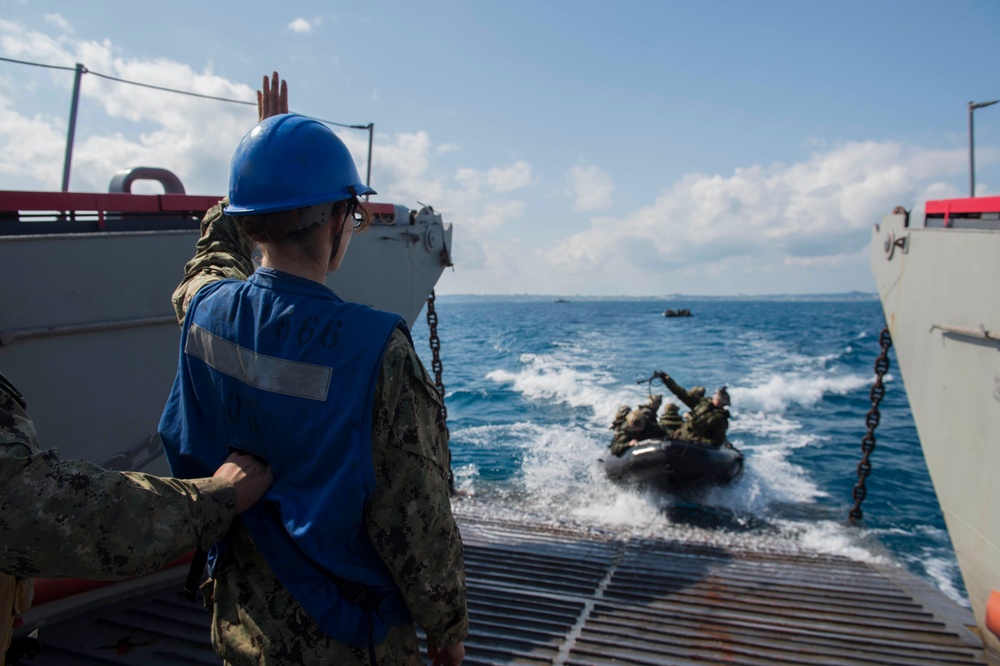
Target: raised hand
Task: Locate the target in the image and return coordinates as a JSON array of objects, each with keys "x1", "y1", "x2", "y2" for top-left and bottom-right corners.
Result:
[{"x1": 257, "y1": 71, "x2": 289, "y2": 122}]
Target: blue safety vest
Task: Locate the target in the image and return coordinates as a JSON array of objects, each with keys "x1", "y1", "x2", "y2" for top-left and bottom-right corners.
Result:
[{"x1": 159, "y1": 268, "x2": 411, "y2": 648}]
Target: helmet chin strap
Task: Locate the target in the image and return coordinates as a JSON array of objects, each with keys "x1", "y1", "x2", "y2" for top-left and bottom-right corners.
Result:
[{"x1": 327, "y1": 204, "x2": 348, "y2": 265}]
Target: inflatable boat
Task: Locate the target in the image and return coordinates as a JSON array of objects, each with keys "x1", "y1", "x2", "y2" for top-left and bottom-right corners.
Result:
[{"x1": 604, "y1": 438, "x2": 744, "y2": 491}]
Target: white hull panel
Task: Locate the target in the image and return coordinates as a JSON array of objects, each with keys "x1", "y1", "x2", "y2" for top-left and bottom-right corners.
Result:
[
  {"x1": 0, "y1": 205, "x2": 452, "y2": 475},
  {"x1": 871, "y1": 207, "x2": 1000, "y2": 659}
]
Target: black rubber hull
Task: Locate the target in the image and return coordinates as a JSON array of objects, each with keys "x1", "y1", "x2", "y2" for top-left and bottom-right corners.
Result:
[{"x1": 604, "y1": 439, "x2": 743, "y2": 491}]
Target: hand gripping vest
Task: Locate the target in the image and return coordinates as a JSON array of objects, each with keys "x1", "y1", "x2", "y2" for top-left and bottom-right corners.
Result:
[{"x1": 159, "y1": 268, "x2": 411, "y2": 648}]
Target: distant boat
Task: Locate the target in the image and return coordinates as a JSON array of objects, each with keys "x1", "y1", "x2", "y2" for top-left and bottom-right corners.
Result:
[
  {"x1": 554, "y1": 298, "x2": 570, "y2": 303},
  {"x1": 663, "y1": 308, "x2": 692, "y2": 317}
]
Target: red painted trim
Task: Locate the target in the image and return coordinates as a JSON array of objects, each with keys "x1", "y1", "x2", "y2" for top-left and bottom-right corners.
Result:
[
  {"x1": 0, "y1": 191, "x2": 219, "y2": 215},
  {"x1": 159, "y1": 194, "x2": 223, "y2": 212},
  {"x1": 1, "y1": 190, "x2": 398, "y2": 217},
  {"x1": 29, "y1": 551, "x2": 195, "y2": 606},
  {"x1": 369, "y1": 202, "x2": 396, "y2": 215},
  {"x1": 925, "y1": 196, "x2": 1000, "y2": 216}
]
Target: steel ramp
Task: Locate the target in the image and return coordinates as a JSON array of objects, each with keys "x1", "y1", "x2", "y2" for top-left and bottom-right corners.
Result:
[{"x1": 14, "y1": 514, "x2": 987, "y2": 665}]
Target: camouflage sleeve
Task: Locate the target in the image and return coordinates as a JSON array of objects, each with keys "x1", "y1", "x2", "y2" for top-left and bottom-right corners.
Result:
[
  {"x1": 708, "y1": 410, "x2": 730, "y2": 446},
  {"x1": 0, "y1": 386, "x2": 237, "y2": 579},
  {"x1": 172, "y1": 198, "x2": 255, "y2": 324},
  {"x1": 367, "y1": 328, "x2": 469, "y2": 648},
  {"x1": 609, "y1": 435, "x2": 631, "y2": 457},
  {"x1": 663, "y1": 376, "x2": 698, "y2": 410}
]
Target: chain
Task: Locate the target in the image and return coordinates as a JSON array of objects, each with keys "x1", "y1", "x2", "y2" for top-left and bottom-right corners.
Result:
[
  {"x1": 426, "y1": 291, "x2": 446, "y2": 411},
  {"x1": 849, "y1": 327, "x2": 893, "y2": 525},
  {"x1": 426, "y1": 290, "x2": 455, "y2": 494}
]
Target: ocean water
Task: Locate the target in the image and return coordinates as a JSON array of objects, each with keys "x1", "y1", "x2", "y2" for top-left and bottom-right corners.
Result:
[{"x1": 410, "y1": 296, "x2": 969, "y2": 608}]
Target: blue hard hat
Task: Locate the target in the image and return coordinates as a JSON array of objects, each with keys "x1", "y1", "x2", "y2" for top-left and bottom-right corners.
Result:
[{"x1": 224, "y1": 113, "x2": 375, "y2": 216}]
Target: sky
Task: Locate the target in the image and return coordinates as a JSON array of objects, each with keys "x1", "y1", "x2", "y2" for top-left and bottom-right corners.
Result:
[{"x1": 1, "y1": 0, "x2": 997, "y2": 296}]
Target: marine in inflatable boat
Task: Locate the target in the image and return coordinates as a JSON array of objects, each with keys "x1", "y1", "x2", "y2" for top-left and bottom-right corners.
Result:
[
  {"x1": 604, "y1": 437, "x2": 744, "y2": 491},
  {"x1": 605, "y1": 371, "x2": 744, "y2": 490}
]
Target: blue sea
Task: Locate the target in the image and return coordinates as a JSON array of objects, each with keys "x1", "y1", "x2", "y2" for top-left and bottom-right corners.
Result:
[{"x1": 410, "y1": 295, "x2": 968, "y2": 609}]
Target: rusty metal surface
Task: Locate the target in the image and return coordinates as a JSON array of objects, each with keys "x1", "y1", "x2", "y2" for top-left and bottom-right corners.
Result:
[{"x1": 16, "y1": 515, "x2": 986, "y2": 665}]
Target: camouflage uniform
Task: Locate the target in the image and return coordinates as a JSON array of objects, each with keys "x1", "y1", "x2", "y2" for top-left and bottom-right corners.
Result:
[
  {"x1": 609, "y1": 395, "x2": 666, "y2": 456},
  {"x1": 173, "y1": 201, "x2": 468, "y2": 665},
  {"x1": 0, "y1": 371, "x2": 237, "y2": 656},
  {"x1": 660, "y1": 376, "x2": 730, "y2": 447},
  {"x1": 657, "y1": 402, "x2": 685, "y2": 435}
]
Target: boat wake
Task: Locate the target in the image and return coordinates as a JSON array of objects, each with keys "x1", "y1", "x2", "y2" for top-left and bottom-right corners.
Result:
[{"x1": 432, "y1": 300, "x2": 967, "y2": 608}]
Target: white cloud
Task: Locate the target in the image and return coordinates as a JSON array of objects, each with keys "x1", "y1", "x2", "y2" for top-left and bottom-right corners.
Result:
[
  {"x1": 487, "y1": 160, "x2": 532, "y2": 193},
  {"x1": 0, "y1": 20, "x2": 260, "y2": 193},
  {"x1": 544, "y1": 141, "x2": 970, "y2": 293},
  {"x1": 0, "y1": 93, "x2": 68, "y2": 189},
  {"x1": 288, "y1": 18, "x2": 313, "y2": 33},
  {"x1": 43, "y1": 13, "x2": 72, "y2": 33},
  {"x1": 567, "y1": 163, "x2": 613, "y2": 211},
  {"x1": 466, "y1": 200, "x2": 525, "y2": 231},
  {"x1": 0, "y1": 17, "x2": 74, "y2": 65}
]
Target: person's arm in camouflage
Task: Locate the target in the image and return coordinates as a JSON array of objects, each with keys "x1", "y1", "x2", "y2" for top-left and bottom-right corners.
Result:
[
  {"x1": 0, "y1": 453, "x2": 236, "y2": 579},
  {"x1": 367, "y1": 329, "x2": 469, "y2": 653},
  {"x1": 609, "y1": 433, "x2": 634, "y2": 457},
  {"x1": 171, "y1": 201, "x2": 255, "y2": 324},
  {"x1": 655, "y1": 372, "x2": 698, "y2": 410},
  {"x1": 0, "y1": 389, "x2": 243, "y2": 579}
]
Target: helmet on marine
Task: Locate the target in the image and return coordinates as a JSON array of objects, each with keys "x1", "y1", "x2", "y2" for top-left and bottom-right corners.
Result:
[
  {"x1": 714, "y1": 386, "x2": 731, "y2": 407},
  {"x1": 224, "y1": 113, "x2": 375, "y2": 216},
  {"x1": 625, "y1": 410, "x2": 647, "y2": 431}
]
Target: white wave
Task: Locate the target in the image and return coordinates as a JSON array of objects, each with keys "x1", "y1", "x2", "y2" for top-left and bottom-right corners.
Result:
[
  {"x1": 448, "y1": 417, "x2": 885, "y2": 568},
  {"x1": 772, "y1": 519, "x2": 891, "y2": 564},
  {"x1": 451, "y1": 416, "x2": 674, "y2": 527},
  {"x1": 731, "y1": 410, "x2": 804, "y2": 437},
  {"x1": 452, "y1": 463, "x2": 480, "y2": 496},
  {"x1": 452, "y1": 498, "x2": 886, "y2": 565},
  {"x1": 471, "y1": 338, "x2": 884, "y2": 566},
  {"x1": 727, "y1": 411, "x2": 828, "y2": 504},
  {"x1": 485, "y1": 334, "x2": 868, "y2": 424},
  {"x1": 452, "y1": 415, "x2": 837, "y2": 547},
  {"x1": 486, "y1": 353, "x2": 657, "y2": 425},
  {"x1": 849, "y1": 524, "x2": 968, "y2": 607},
  {"x1": 453, "y1": 422, "x2": 541, "y2": 448},
  {"x1": 733, "y1": 372, "x2": 868, "y2": 412},
  {"x1": 921, "y1": 553, "x2": 970, "y2": 607},
  {"x1": 483, "y1": 349, "x2": 833, "y2": 514}
]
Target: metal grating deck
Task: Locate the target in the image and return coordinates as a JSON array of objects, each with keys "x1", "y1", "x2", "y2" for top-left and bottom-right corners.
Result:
[{"x1": 14, "y1": 515, "x2": 987, "y2": 665}]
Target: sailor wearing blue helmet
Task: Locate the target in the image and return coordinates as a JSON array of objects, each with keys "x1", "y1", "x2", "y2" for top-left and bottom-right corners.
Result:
[{"x1": 159, "y1": 72, "x2": 468, "y2": 666}]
